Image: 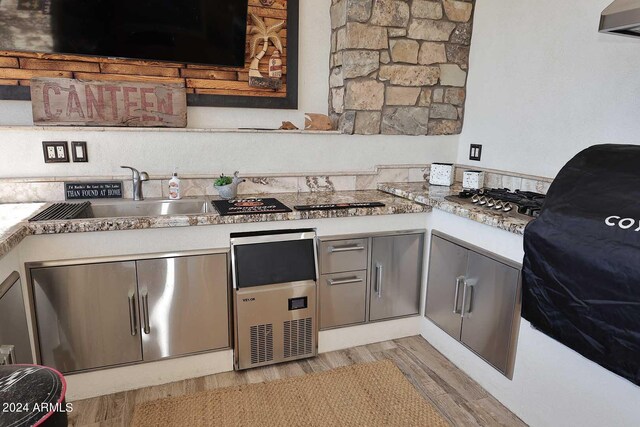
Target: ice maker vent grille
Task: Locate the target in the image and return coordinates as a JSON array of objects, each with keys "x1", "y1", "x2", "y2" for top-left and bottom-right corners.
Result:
[
  {"x1": 250, "y1": 323, "x2": 273, "y2": 364},
  {"x1": 284, "y1": 317, "x2": 313, "y2": 358}
]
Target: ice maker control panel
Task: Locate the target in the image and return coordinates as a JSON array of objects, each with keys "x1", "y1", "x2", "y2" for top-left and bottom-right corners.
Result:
[{"x1": 288, "y1": 297, "x2": 308, "y2": 311}]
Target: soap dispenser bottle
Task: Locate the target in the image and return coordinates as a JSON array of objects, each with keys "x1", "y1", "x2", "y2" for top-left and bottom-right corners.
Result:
[{"x1": 168, "y1": 170, "x2": 181, "y2": 200}]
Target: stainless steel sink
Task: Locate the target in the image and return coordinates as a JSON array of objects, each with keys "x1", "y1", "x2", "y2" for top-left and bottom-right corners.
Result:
[{"x1": 87, "y1": 199, "x2": 210, "y2": 218}]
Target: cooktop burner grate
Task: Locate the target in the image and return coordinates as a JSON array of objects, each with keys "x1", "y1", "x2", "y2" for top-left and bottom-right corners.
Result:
[{"x1": 450, "y1": 188, "x2": 546, "y2": 219}]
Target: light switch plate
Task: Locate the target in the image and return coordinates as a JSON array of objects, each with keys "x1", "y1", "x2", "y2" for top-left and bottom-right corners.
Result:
[
  {"x1": 469, "y1": 144, "x2": 482, "y2": 161},
  {"x1": 42, "y1": 141, "x2": 69, "y2": 163},
  {"x1": 71, "y1": 141, "x2": 88, "y2": 162}
]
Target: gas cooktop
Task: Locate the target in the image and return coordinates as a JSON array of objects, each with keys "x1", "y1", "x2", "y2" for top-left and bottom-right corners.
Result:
[{"x1": 445, "y1": 188, "x2": 546, "y2": 220}]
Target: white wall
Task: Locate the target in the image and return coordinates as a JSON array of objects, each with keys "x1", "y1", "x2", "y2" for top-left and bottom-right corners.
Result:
[
  {"x1": 0, "y1": 0, "x2": 459, "y2": 178},
  {"x1": 459, "y1": 0, "x2": 640, "y2": 179},
  {"x1": 0, "y1": 128, "x2": 457, "y2": 178}
]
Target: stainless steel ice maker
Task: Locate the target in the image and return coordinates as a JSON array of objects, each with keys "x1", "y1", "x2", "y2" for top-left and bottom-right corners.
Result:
[{"x1": 231, "y1": 229, "x2": 318, "y2": 370}]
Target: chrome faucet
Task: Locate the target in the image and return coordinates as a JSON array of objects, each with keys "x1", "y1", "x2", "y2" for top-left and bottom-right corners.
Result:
[{"x1": 121, "y1": 166, "x2": 149, "y2": 201}]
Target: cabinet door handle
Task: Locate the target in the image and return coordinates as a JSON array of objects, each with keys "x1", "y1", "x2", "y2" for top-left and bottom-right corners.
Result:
[
  {"x1": 141, "y1": 290, "x2": 150, "y2": 334},
  {"x1": 466, "y1": 282, "x2": 474, "y2": 314},
  {"x1": 328, "y1": 277, "x2": 363, "y2": 286},
  {"x1": 461, "y1": 280, "x2": 475, "y2": 317},
  {"x1": 375, "y1": 262, "x2": 383, "y2": 298},
  {"x1": 453, "y1": 276, "x2": 465, "y2": 314},
  {"x1": 128, "y1": 291, "x2": 138, "y2": 336},
  {"x1": 328, "y1": 245, "x2": 365, "y2": 253}
]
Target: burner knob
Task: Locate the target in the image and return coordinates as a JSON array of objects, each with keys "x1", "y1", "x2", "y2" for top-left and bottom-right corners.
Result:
[
  {"x1": 487, "y1": 198, "x2": 495, "y2": 207},
  {"x1": 471, "y1": 194, "x2": 480, "y2": 204},
  {"x1": 502, "y1": 202, "x2": 513, "y2": 212},
  {"x1": 478, "y1": 196, "x2": 487, "y2": 205},
  {"x1": 494, "y1": 200, "x2": 503, "y2": 210}
]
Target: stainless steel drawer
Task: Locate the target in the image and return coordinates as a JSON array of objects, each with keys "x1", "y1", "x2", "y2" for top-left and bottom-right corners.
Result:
[
  {"x1": 319, "y1": 270, "x2": 367, "y2": 329},
  {"x1": 320, "y1": 238, "x2": 368, "y2": 274}
]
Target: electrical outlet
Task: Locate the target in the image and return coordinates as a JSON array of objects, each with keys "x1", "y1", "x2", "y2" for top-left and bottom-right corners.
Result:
[
  {"x1": 469, "y1": 144, "x2": 482, "y2": 161},
  {"x1": 42, "y1": 141, "x2": 69, "y2": 163}
]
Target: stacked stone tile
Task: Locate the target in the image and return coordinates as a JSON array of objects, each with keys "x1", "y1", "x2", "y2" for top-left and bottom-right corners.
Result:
[{"x1": 329, "y1": 0, "x2": 474, "y2": 135}]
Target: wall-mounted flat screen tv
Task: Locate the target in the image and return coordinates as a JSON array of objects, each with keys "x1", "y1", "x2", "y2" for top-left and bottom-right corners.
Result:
[{"x1": 0, "y1": 0, "x2": 249, "y2": 67}]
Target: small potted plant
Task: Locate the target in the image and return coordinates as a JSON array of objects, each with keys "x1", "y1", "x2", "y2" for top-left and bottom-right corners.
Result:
[{"x1": 214, "y1": 171, "x2": 245, "y2": 199}]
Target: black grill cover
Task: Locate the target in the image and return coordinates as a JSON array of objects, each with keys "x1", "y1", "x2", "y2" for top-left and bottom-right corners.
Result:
[{"x1": 522, "y1": 144, "x2": 640, "y2": 386}]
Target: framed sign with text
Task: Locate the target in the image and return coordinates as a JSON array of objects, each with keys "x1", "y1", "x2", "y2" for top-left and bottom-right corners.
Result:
[{"x1": 65, "y1": 182, "x2": 123, "y2": 200}]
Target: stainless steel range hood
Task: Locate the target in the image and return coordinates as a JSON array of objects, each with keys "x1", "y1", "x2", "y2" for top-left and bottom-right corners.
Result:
[{"x1": 600, "y1": 0, "x2": 640, "y2": 38}]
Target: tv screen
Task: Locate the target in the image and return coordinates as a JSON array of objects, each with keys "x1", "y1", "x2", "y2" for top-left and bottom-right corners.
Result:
[{"x1": 0, "y1": 0, "x2": 249, "y2": 67}]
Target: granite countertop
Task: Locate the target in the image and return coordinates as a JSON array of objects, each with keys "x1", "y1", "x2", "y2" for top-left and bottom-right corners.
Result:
[
  {"x1": 0, "y1": 190, "x2": 430, "y2": 259},
  {"x1": 377, "y1": 182, "x2": 532, "y2": 235},
  {"x1": 0, "y1": 203, "x2": 46, "y2": 259},
  {"x1": 0, "y1": 184, "x2": 533, "y2": 260}
]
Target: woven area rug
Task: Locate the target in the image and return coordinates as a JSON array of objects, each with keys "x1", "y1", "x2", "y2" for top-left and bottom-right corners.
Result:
[{"x1": 131, "y1": 359, "x2": 450, "y2": 427}]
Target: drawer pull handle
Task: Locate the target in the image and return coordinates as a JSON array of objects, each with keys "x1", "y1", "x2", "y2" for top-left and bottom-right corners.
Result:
[
  {"x1": 328, "y1": 245, "x2": 365, "y2": 253},
  {"x1": 328, "y1": 277, "x2": 363, "y2": 286}
]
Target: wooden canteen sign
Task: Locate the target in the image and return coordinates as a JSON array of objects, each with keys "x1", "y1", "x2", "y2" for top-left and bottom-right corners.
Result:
[{"x1": 30, "y1": 78, "x2": 187, "y2": 127}]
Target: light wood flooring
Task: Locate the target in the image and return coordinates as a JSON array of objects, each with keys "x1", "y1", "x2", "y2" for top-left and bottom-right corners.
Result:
[{"x1": 67, "y1": 335, "x2": 527, "y2": 426}]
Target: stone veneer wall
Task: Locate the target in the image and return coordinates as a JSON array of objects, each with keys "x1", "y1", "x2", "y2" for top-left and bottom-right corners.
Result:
[{"x1": 329, "y1": 0, "x2": 474, "y2": 135}]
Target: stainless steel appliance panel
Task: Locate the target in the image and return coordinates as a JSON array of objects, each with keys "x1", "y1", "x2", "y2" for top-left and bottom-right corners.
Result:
[
  {"x1": 234, "y1": 239, "x2": 316, "y2": 288},
  {"x1": 31, "y1": 262, "x2": 142, "y2": 373},
  {"x1": 320, "y1": 238, "x2": 368, "y2": 274},
  {"x1": 232, "y1": 229, "x2": 318, "y2": 370},
  {"x1": 136, "y1": 254, "x2": 229, "y2": 361},
  {"x1": 319, "y1": 270, "x2": 367, "y2": 329},
  {"x1": 0, "y1": 272, "x2": 33, "y2": 364},
  {"x1": 425, "y1": 236, "x2": 468, "y2": 339},
  {"x1": 369, "y1": 233, "x2": 423, "y2": 321},
  {"x1": 460, "y1": 251, "x2": 520, "y2": 375},
  {"x1": 235, "y1": 280, "x2": 316, "y2": 370}
]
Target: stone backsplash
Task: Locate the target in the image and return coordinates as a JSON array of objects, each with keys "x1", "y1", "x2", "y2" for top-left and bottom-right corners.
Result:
[
  {"x1": 0, "y1": 166, "x2": 429, "y2": 203},
  {"x1": 329, "y1": 0, "x2": 474, "y2": 135},
  {"x1": 0, "y1": 164, "x2": 553, "y2": 203},
  {"x1": 454, "y1": 166, "x2": 553, "y2": 194}
]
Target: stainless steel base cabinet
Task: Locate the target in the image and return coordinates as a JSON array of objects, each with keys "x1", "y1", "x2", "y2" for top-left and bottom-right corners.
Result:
[
  {"x1": 136, "y1": 254, "x2": 229, "y2": 362},
  {"x1": 425, "y1": 235, "x2": 468, "y2": 339},
  {"x1": 318, "y1": 231, "x2": 425, "y2": 329},
  {"x1": 319, "y1": 271, "x2": 367, "y2": 329},
  {"x1": 31, "y1": 262, "x2": 142, "y2": 373},
  {"x1": 425, "y1": 232, "x2": 521, "y2": 378},
  {"x1": 1, "y1": 272, "x2": 34, "y2": 364},
  {"x1": 30, "y1": 253, "x2": 230, "y2": 374},
  {"x1": 318, "y1": 238, "x2": 368, "y2": 329},
  {"x1": 369, "y1": 233, "x2": 424, "y2": 321}
]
